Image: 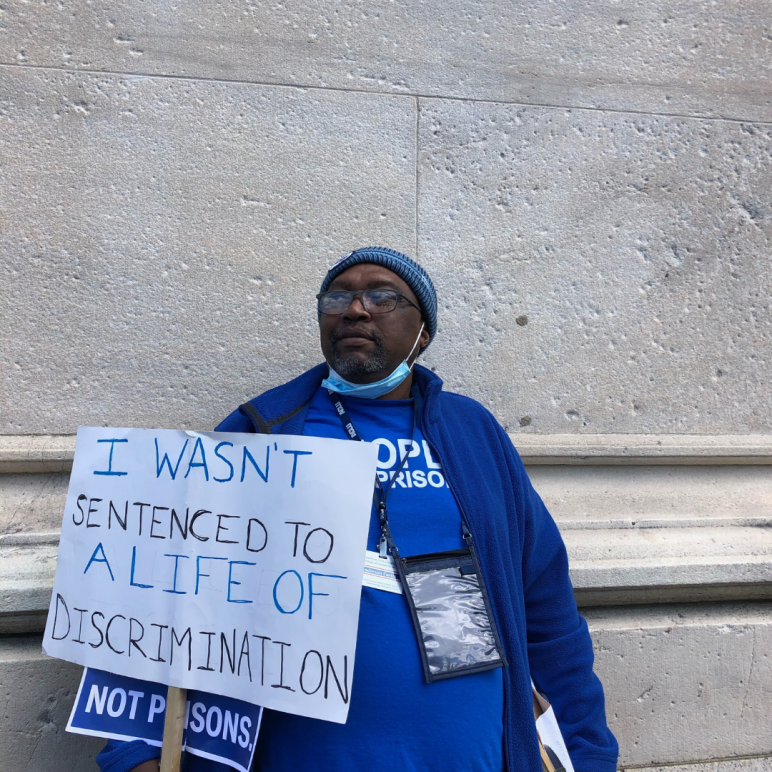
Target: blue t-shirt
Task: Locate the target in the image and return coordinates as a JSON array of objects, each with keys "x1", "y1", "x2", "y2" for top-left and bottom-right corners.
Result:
[{"x1": 255, "y1": 387, "x2": 504, "y2": 772}]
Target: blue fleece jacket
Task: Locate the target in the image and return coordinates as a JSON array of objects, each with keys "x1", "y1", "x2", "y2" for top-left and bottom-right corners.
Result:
[
  {"x1": 215, "y1": 363, "x2": 618, "y2": 772},
  {"x1": 98, "y1": 363, "x2": 618, "y2": 772}
]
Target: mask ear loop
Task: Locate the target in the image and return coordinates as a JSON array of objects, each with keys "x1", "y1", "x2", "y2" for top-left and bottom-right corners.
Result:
[{"x1": 407, "y1": 323, "x2": 425, "y2": 371}]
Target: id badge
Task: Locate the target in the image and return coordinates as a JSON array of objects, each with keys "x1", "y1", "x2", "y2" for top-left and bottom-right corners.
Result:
[
  {"x1": 394, "y1": 543, "x2": 507, "y2": 683},
  {"x1": 363, "y1": 550, "x2": 403, "y2": 594}
]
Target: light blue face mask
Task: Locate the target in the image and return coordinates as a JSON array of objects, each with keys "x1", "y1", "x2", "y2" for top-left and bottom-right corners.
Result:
[{"x1": 322, "y1": 324, "x2": 425, "y2": 399}]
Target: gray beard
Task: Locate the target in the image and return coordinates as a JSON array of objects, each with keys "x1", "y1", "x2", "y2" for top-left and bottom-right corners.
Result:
[{"x1": 330, "y1": 338, "x2": 390, "y2": 377}]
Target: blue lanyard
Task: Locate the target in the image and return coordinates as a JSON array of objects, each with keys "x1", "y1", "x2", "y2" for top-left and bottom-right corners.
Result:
[{"x1": 325, "y1": 387, "x2": 419, "y2": 557}]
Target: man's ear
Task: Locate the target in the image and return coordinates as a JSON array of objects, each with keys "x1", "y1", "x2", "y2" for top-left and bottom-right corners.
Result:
[{"x1": 418, "y1": 324, "x2": 431, "y2": 353}]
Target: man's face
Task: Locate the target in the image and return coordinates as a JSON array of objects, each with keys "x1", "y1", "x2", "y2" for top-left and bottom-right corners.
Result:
[{"x1": 319, "y1": 264, "x2": 430, "y2": 383}]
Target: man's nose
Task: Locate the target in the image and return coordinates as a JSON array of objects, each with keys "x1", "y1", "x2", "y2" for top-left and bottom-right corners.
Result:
[{"x1": 342, "y1": 295, "x2": 371, "y2": 320}]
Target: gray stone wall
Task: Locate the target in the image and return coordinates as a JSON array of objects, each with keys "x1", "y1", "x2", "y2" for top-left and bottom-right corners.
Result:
[
  {"x1": 2, "y1": 0, "x2": 771, "y2": 434},
  {"x1": 1, "y1": 1, "x2": 771, "y2": 770}
]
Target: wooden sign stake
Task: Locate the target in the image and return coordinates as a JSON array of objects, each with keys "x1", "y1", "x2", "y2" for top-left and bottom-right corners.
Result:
[{"x1": 159, "y1": 686, "x2": 187, "y2": 772}]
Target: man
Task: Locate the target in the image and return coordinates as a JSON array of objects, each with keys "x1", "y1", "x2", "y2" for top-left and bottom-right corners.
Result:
[{"x1": 98, "y1": 246, "x2": 618, "y2": 772}]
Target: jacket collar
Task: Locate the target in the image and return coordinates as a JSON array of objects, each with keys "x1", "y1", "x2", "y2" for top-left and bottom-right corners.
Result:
[{"x1": 247, "y1": 362, "x2": 444, "y2": 434}]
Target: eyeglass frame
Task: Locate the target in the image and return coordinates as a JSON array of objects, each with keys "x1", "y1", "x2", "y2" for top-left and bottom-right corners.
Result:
[{"x1": 316, "y1": 288, "x2": 422, "y2": 315}]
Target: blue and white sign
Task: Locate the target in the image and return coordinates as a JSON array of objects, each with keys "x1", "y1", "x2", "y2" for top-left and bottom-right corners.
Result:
[
  {"x1": 68, "y1": 668, "x2": 263, "y2": 772},
  {"x1": 44, "y1": 428, "x2": 378, "y2": 724}
]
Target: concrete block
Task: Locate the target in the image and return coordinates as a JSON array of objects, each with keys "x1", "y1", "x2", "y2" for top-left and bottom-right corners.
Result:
[
  {"x1": 0, "y1": 636, "x2": 103, "y2": 772},
  {"x1": 586, "y1": 603, "x2": 772, "y2": 767},
  {"x1": 1, "y1": 609, "x2": 769, "y2": 770},
  {"x1": 0, "y1": 473, "x2": 70, "y2": 534},
  {"x1": 1, "y1": 1, "x2": 770, "y2": 120},
  {"x1": 417, "y1": 100, "x2": 772, "y2": 435},
  {"x1": 0, "y1": 66, "x2": 415, "y2": 435}
]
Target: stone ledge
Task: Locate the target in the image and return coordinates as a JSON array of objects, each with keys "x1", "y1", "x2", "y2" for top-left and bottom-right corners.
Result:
[
  {"x1": 0, "y1": 435, "x2": 77, "y2": 473},
  {"x1": 512, "y1": 434, "x2": 772, "y2": 466},
  {"x1": 3, "y1": 434, "x2": 772, "y2": 473},
  {"x1": 567, "y1": 523, "x2": 772, "y2": 604},
  {"x1": 0, "y1": 539, "x2": 59, "y2": 633},
  {"x1": 576, "y1": 582, "x2": 772, "y2": 607},
  {"x1": 4, "y1": 528, "x2": 771, "y2": 632},
  {"x1": 624, "y1": 757, "x2": 772, "y2": 771}
]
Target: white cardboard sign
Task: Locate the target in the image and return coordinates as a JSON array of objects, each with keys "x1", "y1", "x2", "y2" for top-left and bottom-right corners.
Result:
[{"x1": 43, "y1": 427, "x2": 378, "y2": 724}]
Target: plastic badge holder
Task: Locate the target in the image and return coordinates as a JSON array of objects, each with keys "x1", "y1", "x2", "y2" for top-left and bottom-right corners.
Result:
[{"x1": 395, "y1": 547, "x2": 507, "y2": 683}]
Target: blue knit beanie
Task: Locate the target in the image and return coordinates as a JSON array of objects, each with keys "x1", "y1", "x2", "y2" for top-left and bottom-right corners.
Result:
[{"x1": 319, "y1": 247, "x2": 438, "y2": 344}]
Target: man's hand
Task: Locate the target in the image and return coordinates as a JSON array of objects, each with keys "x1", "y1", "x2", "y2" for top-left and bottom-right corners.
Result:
[{"x1": 130, "y1": 762, "x2": 159, "y2": 772}]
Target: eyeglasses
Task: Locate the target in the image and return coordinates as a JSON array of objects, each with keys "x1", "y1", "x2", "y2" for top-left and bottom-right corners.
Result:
[{"x1": 317, "y1": 289, "x2": 422, "y2": 315}]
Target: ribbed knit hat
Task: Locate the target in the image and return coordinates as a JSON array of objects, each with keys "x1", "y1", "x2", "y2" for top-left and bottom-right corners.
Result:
[{"x1": 319, "y1": 247, "x2": 438, "y2": 344}]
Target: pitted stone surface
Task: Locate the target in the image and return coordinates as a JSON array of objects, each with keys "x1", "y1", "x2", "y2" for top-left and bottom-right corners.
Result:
[
  {"x1": 0, "y1": 636, "x2": 103, "y2": 771},
  {"x1": 1, "y1": 0, "x2": 771, "y2": 121},
  {"x1": 630, "y1": 759, "x2": 772, "y2": 771},
  {"x1": 0, "y1": 67, "x2": 415, "y2": 434},
  {"x1": 417, "y1": 100, "x2": 772, "y2": 434},
  {"x1": 587, "y1": 603, "x2": 772, "y2": 767}
]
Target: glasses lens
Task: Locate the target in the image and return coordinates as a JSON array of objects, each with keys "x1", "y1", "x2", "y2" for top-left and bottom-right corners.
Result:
[
  {"x1": 319, "y1": 291, "x2": 354, "y2": 314},
  {"x1": 319, "y1": 289, "x2": 401, "y2": 314},
  {"x1": 362, "y1": 289, "x2": 398, "y2": 313}
]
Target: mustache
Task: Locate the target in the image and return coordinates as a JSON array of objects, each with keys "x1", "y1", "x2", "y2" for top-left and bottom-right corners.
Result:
[{"x1": 330, "y1": 326, "x2": 383, "y2": 345}]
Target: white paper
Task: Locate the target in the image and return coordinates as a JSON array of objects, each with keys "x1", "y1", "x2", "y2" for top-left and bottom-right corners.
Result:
[
  {"x1": 43, "y1": 427, "x2": 378, "y2": 724},
  {"x1": 362, "y1": 550, "x2": 402, "y2": 594},
  {"x1": 533, "y1": 685, "x2": 575, "y2": 772}
]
